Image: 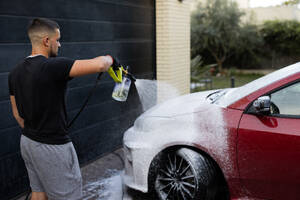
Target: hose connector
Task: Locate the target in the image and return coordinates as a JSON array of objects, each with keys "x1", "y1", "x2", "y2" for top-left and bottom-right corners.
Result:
[{"x1": 122, "y1": 67, "x2": 136, "y2": 82}]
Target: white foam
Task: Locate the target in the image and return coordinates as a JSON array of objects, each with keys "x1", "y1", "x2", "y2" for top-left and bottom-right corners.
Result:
[
  {"x1": 82, "y1": 170, "x2": 123, "y2": 200},
  {"x1": 134, "y1": 79, "x2": 180, "y2": 112},
  {"x1": 124, "y1": 90, "x2": 235, "y2": 192},
  {"x1": 135, "y1": 79, "x2": 157, "y2": 111}
]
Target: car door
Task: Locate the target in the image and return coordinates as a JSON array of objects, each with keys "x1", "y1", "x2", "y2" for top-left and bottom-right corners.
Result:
[{"x1": 237, "y1": 81, "x2": 300, "y2": 200}]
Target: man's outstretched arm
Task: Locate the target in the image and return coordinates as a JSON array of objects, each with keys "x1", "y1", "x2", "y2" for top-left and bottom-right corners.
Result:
[{"x1": 69, "y1": 55, "x2": 113, "y2": 77}]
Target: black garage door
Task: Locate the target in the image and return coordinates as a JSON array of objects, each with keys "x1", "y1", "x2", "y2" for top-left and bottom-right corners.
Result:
[{"x1": 0, "y1": 0, "x2": 155, "y2": 199}]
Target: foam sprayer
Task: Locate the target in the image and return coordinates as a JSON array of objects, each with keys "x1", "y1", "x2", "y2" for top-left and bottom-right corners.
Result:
[{"x1": 108, "y1": 64, "x2": 136, "y2": 101}]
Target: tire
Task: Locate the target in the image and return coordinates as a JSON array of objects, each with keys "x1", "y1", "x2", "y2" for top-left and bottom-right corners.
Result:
[{"x1": 152, "y1": 148, "x2": 219, "y2": 200}]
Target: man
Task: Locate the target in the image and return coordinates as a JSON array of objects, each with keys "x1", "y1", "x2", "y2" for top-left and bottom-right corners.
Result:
[{"x1": 8, "y1": 18, "x2": 117, "y2": 200}]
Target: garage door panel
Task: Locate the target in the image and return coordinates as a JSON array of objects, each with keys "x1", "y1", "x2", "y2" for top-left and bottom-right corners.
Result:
[
  {"x1": 0, "y1": 73, "x2": 9, "y2": 101},
  {"x1": 72, "y1": 117, "x2": 123, "y2": 163},
  {"x1": 0, "y1": 17, "x2": 28, "y2": 43},
  {"x1": 71, "y1": 117, "x2": 121, "y2": 156},
  {"x1": 114, "y1": 23, "x2": 154, "y2": 40},
  {"x1": 72, "y1": 107, "x2": 141, "y2": 164},
  {"x1": 115, "y1": 4, "x2": 154, "y2": 24},
  {"x1": 0, "y1": 152, "x2": 25, "y2": 182},
  {"x1": 59, "y1": 42, "x2": 116, "y2": 59},
  {"x1": 56, "y1": 20, "x2": 115, "y2": 42},
  {"x1": 68, "y1": 100, "x2": 121, "y2": 132},
  {"x1": 0, "y1": 0, "x2": 116, "y2": 22},
  {"x1": 117, "y1": 41, "x2": 153, "y2": 60},
  {"x1": 0, "y1": 127, "x2": 21, "y2": 158},
  {"x1": 0, "y1": 16, "x2": 115, "y2": 43},
  {"x1": 116, "y1": 0, "x2": 154, "y2": 8},
  {"x1": 0, "y1": 44, "x2": 31, "y2": 73},
  {"x1": 0, "y1": 101, "x2": 16, "y2": 130},
  {"x1": 66, "y1": 81, "x2": 114, "y2": 112},
  {"x1": 125, "y1": 58, "x2": 154, "y2": 75},
  {"x1": 0, "y1": 153, "x2": 28, "y2": 200}
]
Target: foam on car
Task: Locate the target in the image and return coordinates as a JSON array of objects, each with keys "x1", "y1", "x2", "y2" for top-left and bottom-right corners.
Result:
[{"x1": 123, "y1": 90, "x2": 234, "y2": 192}]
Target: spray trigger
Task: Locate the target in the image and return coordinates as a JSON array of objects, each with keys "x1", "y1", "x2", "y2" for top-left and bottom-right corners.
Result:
[{"x1": 108, "y1": 66, "x2": 123, "y2": 83}]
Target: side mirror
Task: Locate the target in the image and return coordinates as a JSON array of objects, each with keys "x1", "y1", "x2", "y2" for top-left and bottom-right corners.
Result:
[{"x1": 253, "y1": 96, "x2": 271, "y2": 114}]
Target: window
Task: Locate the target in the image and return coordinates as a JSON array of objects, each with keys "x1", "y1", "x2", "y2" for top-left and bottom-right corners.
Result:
[{"x1": 270, "y1": 81, "x2": 300, "y2": 116}]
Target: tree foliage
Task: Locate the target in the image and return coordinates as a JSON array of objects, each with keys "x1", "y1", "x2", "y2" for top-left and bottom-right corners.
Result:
[
  {"x1": 282, "y1": 0, "x2": 300, "y2": 5},
  {"x1": 191, "y1": 55, "x2": 216, "y2": 82},
  {"x1": 261, "y1": 20, "x2": 300, "y2": 55},
  {"x1": 229, "y1": 23, "x2": 264, "y2": 69},
  {"x1": 191, "y1": 0, "x2": 263, "y2": 72}
]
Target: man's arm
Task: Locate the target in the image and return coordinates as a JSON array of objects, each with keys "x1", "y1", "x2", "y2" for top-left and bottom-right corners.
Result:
[
  {"x1": 10, "y1": 95, "x2": 24, "y2": 129},
  {"x1": 69, "y1": 55, "x2": 113, "y2": 77}
]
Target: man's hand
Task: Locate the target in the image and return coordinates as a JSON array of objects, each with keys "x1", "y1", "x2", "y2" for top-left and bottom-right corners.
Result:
[
  {"x1": 107, "y1": 55, "x2": 121, "y2": 71},
  {"x1": 10, "y1": 96, "x2": 24, "y2": 129}
]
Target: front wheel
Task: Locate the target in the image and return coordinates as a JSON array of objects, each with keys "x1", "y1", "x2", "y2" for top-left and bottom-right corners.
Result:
[{"x1": 153, "y1": 148, "x2": 219, "y2": 200}]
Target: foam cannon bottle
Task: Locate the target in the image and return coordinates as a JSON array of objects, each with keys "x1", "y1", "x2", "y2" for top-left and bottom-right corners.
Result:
[{"x1": 108, "y1": 65, "x2": 136, "y2": 102}]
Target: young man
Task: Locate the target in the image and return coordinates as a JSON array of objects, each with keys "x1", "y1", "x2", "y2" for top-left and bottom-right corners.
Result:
[{"x1": 8, "y1": 18, "x2": 117, "y2": 200}]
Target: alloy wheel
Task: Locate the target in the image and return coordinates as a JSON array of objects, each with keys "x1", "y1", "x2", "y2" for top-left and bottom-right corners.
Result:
[{"x1": 155, "y1": 153, "x2": 198, "y2": 200}]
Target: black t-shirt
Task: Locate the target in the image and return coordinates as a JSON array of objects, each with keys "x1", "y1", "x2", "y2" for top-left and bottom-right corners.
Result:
[{"x1": 8, "y1": 55, "x2": 75, "y2": 144}]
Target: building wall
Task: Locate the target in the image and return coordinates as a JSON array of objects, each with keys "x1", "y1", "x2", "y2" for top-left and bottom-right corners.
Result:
[
  {"x1": 156, "y1": 0, "x2": 191, "y2": 102},
  {"x1": 234, "y1": 0, "x2": 300, "y2": 24},
  {"x1": 244, "y1": 6, "x2": 300, "y2": 24},
  {"x1": 234, "y1": 0, "x2": 249, "y2": 8},
  {"x1": 192, "y1": 0, "x2": 300, "y2": 24}
]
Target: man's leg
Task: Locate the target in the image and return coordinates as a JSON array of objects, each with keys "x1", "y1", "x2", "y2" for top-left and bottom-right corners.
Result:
[
  {"x1": 32, "y1": 142, "x2": 82, "y2": 199},
  {"x1": 21, "y1": 135, "x2": 82, "y2": 199},
  {"x1": 20, "y1": 136, "x2": 47, "y2": 198},
  {"x1": 31, "y1": 192, "x2": 48, "y2": 200}
]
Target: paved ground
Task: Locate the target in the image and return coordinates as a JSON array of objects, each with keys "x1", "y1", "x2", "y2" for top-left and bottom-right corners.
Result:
[{"x1": 16, "y1": 148, "x2": 152, "y2": 200}]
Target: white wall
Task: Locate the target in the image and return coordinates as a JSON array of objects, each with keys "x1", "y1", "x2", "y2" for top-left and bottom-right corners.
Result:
[{"x1": 156, "y1": 0, "x2": 191, "y2": 102}]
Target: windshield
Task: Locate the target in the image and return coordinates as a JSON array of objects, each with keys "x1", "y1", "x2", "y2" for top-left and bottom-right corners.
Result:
[{"x1": 214, "y1": 62, "x2": 300, "y2": 107}]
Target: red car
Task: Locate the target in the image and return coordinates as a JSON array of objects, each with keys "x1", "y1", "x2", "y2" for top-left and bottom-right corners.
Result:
[{"x1": 123, "y1": 63, "x2": 300, "y2": 200}]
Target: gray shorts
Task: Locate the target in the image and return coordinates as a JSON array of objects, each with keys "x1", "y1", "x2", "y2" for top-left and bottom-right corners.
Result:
[{"x1": 20, "y1": 135, "x2": 82, "y2": 200}]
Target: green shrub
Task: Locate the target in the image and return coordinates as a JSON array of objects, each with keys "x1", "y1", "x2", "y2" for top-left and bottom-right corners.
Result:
[{"x1": 260, "y1": 20, "x2": 300, "y2": 55}]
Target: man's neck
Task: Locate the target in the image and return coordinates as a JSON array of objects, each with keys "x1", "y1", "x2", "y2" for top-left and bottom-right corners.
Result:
[{"x1": 31, "y1": 47, "x2": 49, "y2": 58}]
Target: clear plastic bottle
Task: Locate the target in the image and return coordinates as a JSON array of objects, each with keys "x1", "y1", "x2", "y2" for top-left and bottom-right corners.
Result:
[{"x1": 112, "y1": 75, "x2": 131, "y2": 102}]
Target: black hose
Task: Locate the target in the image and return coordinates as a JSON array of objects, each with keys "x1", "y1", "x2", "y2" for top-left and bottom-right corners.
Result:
[
  {"x1": 24, "y1": 191, "x2": 30, "y2": 200},
  {"x1": 68, "y1": 72, "x2": 103, "y2": 128}
]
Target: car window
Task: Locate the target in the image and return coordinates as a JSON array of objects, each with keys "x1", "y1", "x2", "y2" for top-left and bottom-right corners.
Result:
[{"x1": 270, "y1": 81, "x2": 300, "y2": 116}]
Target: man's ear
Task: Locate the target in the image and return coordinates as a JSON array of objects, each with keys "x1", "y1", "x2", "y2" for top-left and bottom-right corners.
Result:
[{"x1": 42, "y1": 37, "x2": 50, "y2": 47}]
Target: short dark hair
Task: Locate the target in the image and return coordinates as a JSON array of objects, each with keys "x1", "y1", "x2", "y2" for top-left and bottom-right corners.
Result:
[{"x1": 27, "y1": 18, "x2": 60, "y2": 43}]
